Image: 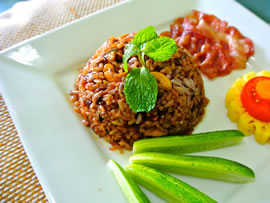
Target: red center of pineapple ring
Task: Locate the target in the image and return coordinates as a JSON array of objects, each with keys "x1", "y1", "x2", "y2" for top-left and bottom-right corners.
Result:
[{"x1": 241, "y1": 76, "x2": 270, "y2": 122}]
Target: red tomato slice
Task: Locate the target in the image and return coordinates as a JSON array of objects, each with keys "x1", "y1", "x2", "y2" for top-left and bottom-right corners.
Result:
[{"x1": 241, "y1": 76, "x2": 270, "y2": 122}]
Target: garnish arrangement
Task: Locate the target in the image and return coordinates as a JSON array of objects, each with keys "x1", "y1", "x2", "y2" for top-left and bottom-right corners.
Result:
[
  {"x1": 109, "y1": 130, "x2": 255, "y2": 203},
  {"x1": 226, "y1": 71, "x2": 270, "y2": 144},
  {"x1": 123, "y1": 26, "x2": 177, "y2": 113}
]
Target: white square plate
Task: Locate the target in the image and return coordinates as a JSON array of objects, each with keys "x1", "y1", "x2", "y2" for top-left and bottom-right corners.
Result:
[{"x1": 0, "y1": 0, "x2": 270, "y2": 202}]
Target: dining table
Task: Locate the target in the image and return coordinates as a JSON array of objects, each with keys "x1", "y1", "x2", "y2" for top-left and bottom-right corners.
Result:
[{"x1": 0, "y1": 0, "x2": 269, "y2": 202}]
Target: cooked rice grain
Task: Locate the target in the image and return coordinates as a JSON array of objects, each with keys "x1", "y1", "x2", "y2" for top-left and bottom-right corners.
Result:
[{"x1": 71, "y1": 33, "x2": 208, "y2": 151}]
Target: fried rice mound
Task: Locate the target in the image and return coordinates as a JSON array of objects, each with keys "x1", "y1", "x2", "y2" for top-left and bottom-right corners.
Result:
[{"x1": 70, "y1": 33, "x2": 209, "y2": 151}]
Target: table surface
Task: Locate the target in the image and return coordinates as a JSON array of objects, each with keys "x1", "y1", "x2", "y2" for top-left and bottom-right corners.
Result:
[
  {"x1": 236, "y1": 0, "x2": 270, "y2": 23},
  {"x1": 0, "y1": 0, "x2": 269, "y2": 202},
  {"x1": 1, "y1": 0, "x2": 270, "y2": 22}
]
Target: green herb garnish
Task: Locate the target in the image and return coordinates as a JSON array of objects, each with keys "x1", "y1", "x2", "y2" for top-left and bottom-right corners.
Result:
[
  {"x1": 142, "y1": 37, "x2": 177, "y2": 61},
  {"x1": 123, "y1": 43, "x2": 139, "y2": 72},
  {"x1": 123, "y1": 26, "x2": 158, "y2": 72},
  {"x1": 123, "y1": 26, "x2": 177, "y2": 113},
  {"x1": 124, "y1": 67, "x2": 157, "y2": 112}
]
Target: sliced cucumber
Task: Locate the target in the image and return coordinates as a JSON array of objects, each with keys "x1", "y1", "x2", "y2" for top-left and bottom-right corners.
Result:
[
  {"x1": 125, "y1": 164, "x2": 217, "y2": 203},
  {"x1": 133, "y1": 130, "x2": 244, "y2": 154},
  {"x1": 130, "y1": 153, "x2": 255, "y2": 183},
  {"x1": 108, "y1": 160, "x2": 150, "y2": 203}
]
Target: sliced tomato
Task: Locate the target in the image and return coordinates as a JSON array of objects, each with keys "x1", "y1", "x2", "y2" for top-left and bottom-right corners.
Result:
[{"x1": 241, "y1": 76, "x2": 270, "y2": 122}]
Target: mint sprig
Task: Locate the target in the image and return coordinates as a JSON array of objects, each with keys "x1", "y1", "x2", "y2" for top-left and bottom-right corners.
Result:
[
  {"x1": 123, "y1": 43, "x2": 139, "y2": 72},
  {"x1": 124, "y1": 67, "x2": 158, "y2": 112},
  {"x1": 142, "y1": 37, "x2": 178, "y2": 61},
  {"x1": 132, "y1": 26, "x2": 158, "y2": 48},
  {"x1": 123, "y1": 26, "x2": 158, "y2": 72},
  {"x1": 123, "y1": 26, "x2": 177, "y2": 113}
]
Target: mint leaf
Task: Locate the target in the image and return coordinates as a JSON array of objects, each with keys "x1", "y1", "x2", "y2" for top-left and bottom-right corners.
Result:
[
  {"x1": 124, "y1": 67, "x2": 158, "y2": 113},
  {"x1": 123, "y1": 43, "x2": 139, "y2": 72},
  {"x1": 142, "y1": 37, "x2": 177, "y2": 61},
  {"x1": 122, "y1": 26, "x2": 178, "y2": 113},
  {"x1": 132, "y1": 26, "x2": 158, "y2": 48}
]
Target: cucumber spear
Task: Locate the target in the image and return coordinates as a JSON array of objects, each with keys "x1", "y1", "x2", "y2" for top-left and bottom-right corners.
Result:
[
  {"x1": 133, "y1": 130, "x2": 245, "y2": 154},
  {"x1": 126, "y1": 164, "x2": 217, "y2": 203},
  {"x1": 108, "y1": 160, "x2": 150, "y2": 203},
  {"x1": 130, "y1": 153, "x2": 255, "y2": 183}
]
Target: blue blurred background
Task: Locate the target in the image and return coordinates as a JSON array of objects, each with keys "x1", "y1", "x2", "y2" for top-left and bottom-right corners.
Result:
[
  {"x1": 0, "y1": 0, "x2": 269, "y2": 23},
  {"x1": 0, "y1": 0, "x2": 27, "y2": 13},
  {"x1": 236, "y1": 0, "x2": 270, "y2": 23}
]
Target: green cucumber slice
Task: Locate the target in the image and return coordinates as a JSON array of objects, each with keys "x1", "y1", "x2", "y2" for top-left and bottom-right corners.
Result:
[
  {"x1": 108, "y1": 160, "x2": 150, "y2": 203},
  {"x1": 130, "y1": 153, "x2": 255, "y2": 183},
  {"x1": 133, "y1": 130, "x2": 244, "y2": 154},
  {"x1": 125, "y1": 164, "x2": 217, "y2": 203}
]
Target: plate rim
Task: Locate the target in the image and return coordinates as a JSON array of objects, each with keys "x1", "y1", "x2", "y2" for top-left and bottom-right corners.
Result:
[{"x1": 0, "y1": 0, "x2": 270, "y2": 202}]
